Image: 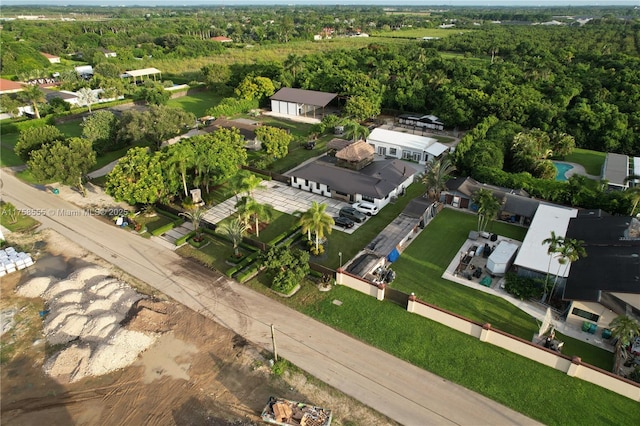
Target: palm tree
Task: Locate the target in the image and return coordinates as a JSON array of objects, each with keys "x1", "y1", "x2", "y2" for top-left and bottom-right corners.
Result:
[
  {"x1": 217, "y1": 217, "x2": 247, "y2": 256},
  {"x1": 542, "y1": 231, "x2": 564, "y2": 298},
  {"x1": 609, "y1": 315, "x2": 640, "y2": 375},
  {"x1": 168, "y1": 143, "x2": 195, "y2": 198},
  {"x1": 179, "y1": 206, "x2": 207, "y2": 241},
  {"x1": 284, "y1": 53, "x2": 304, "y2": 82},
  {"x1": 548, "y1": 238, "x2": 586, "y2": 304},
  {"x1": 343, "y1": 120, "x2": 370, "y2": 142},
  {"x1": 298, "y1": 201, "x2": 335, "y2": 252},
  {"x1": 623, "y1": 184, "x2": 640, "y2": 216},
  {"x1": 76, "y1": 87, "x2": 98, "y2": 113},
  {"x1": 235, "y1": 196, "x2": 253, "y2": 228},
  {"x1": 421, "y1": 155, "x2": 456, "y2": 201},
  {"x1": 472, "y1": 188, "x2": 501, "y2": 233},
  {"x1": 245, "y1": 198, "x2": 274, "y2": 238},
  {"x1": 21, "y1": 84, "x2": 45, "y2": 119}
]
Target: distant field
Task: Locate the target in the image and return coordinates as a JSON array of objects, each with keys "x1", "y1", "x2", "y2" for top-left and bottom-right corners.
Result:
[
  {"x1": 372, "y1": 28, "x2": 468, "y2": 39},
  {"x1": 150, "y1": 37, "x2": 410, "y2": 78}
]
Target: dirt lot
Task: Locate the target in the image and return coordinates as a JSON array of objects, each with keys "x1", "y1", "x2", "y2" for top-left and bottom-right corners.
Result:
[{"x1": 1, "y1": 230, "x2": 396, "y2": 426}]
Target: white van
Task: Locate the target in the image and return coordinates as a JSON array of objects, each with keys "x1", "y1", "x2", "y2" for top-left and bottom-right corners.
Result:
[{"x1": 353, "y1": 201, "x2": 379, "y2": 216}]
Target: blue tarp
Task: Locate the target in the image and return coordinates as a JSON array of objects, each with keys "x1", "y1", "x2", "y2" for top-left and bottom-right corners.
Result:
[{"x1": 387, "y1": 248, "x2": 400, "y2": 262}]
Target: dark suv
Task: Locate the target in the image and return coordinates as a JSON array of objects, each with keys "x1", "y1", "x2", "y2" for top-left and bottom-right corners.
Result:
[{"x1": 339, "y1": 206, "x2": 366, "y2": 223}]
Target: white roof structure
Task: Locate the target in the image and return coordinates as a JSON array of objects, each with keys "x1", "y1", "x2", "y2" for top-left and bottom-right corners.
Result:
[
  {"x1": 367, "y1": 128, "x2": 438, "y2": 151},
  {"x1": 425, "y1": 142, "x2": 449, "y2": 157},
  {"x1": 123, "y1": 68, "x2": 162, "y2": 78},
  {"x1": 513, "y1": 204, "x2": 578, "y2": 277}
]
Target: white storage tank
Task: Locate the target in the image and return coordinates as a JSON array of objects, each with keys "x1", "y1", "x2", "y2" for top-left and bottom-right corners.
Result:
[{"x1": 486, "y1": 241, "x2": 519, "y2": 277}]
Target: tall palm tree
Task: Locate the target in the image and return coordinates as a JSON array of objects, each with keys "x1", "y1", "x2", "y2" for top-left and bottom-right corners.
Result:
[
  {"x1": 421, "y1": 155, "x2": 456, "y2": 201},
  {"x1": 542, "y1": 231, "x2": 564, "y2": 298},
  {"x1": 76, "y1": 87, "x2": 98, "y2": 113},
  {"x1": 217, "y1": 217, "x2": 247, "y2": 256},
  {"x1": 298, "y1": 201, "x2": 334, "y2": 251},
  {"x1": 21, "y1": 84, "x2": 45, "y2": 119},
  {"x1": 179, "y1": 206, "x2": 206, "y2": 241},
  {"x1": 472, "y1": 188, "x2": 501, "y2": 233},
  {"x1": 609, "y1": 315, "x2": 640, "y2": 375},
  {"x1": 168, "y1": 143, "x2": 195, "y2": 198},
  {"x1": 245, "y1": 198, "x2": 274, "y2": 238},
  {"x1": 235, "y1": 196, "x2": 253, "y2": 228},
  {"x1": 623, "y1": 184, "x2": 640, "y2": 216},
  {"x1": 284, "y1": 53, "x2": 304, "y2": 82},
  {"x1": 548, "y1": 238, "x2": 586, "y2": 303}
]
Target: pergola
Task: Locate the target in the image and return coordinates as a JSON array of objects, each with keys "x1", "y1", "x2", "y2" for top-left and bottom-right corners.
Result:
[{"x1": 122, "y1": 68, "x2": 162, "y2": 83}]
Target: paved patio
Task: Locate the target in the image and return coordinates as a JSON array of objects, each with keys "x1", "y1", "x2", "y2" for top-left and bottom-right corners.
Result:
[{"x1": 202, "y1": 180, "x2": 365, "y2": 234}]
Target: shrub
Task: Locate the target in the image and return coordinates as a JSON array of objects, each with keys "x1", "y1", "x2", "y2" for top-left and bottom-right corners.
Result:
[
  {"x1": 150, "y1": 221, "x2": 176, "y2": 236},
  {"x1": 206, "y1": 97, "x2": 258, "y2": 117},
  {"x1": 504, "y1": 273, "x2": 545, "y2": 300},
  {"x1": 175, "y1": 231, "x2": 196, "y2": 246},
  {"x1": 188, "y1": 236, "x2": 207, "y2": 248},
  {"x1": 236, "y1": 264, "x2": 262, "y2": 283}
]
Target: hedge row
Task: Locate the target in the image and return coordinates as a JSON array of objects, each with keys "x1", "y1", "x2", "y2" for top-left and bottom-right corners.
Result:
[
  {"x1": 0, "y1": 116, "x2": 53, "y2": 135},
  {"x1": 156, "y1": 208, "x2": 182, "y2": 222},
  {"x1": 150, "y1": 219, "x2": 182, "y2": 236},
  {"x1": 225, "y1": 251, "x2": 261, "y2": 277},
  {"x1": 175, "y1": 230, "x2": 196, "y2": 246},
  {"x1": 268, "y1": 226, "x2": 302, "y2": 247},
  {"x1": 236, "y1": 264, "x2": 263, "y2": 283}
]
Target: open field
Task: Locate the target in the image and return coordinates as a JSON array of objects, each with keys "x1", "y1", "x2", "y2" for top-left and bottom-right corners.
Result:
[
  {"x1": 166, "y1": 90, "x2": 224, "y2": 118},
  {"x1": 372, "y1": 28, "x2": 467, "y2": 38}
]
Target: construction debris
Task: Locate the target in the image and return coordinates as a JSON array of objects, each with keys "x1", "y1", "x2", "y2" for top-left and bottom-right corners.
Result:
[{"x1": 261, "y1": 396, "x2": 332, "y2": 426}]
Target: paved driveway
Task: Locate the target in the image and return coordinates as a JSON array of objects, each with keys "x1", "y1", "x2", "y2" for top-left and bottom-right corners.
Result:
[{"x1": 203, "y1": 180, "x2": 361, "y2": 232}]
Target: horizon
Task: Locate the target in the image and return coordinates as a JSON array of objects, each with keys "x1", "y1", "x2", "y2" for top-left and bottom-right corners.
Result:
[{"x1": 2, "y1": 1, "x2": 640, "y2": 8}]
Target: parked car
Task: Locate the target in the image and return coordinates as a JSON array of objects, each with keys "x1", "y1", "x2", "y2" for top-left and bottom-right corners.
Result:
[
  {"x1": 334, "y1": 216, "x2": 355, "y2": 228},
  {"x1": 304, "y1": 141, "x2": 316, "y2": 150},
  {"x1": 339, "y1": 206, "x2": 366, "y2": 223},
  {"x1": 353, "y1": 201, "x2": 379, "y2": 216}
]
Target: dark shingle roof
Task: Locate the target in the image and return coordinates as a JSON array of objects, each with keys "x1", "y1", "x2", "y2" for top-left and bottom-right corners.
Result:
[
  {"x1": 564, "y1": 216, "x2": 640, "y2": 302},
  {"x1": 289, "y1": 158, "x2": 417, "y2": 199},
  {"x1": 270, "y1": 88, "x2": 337, "y2": 107}
]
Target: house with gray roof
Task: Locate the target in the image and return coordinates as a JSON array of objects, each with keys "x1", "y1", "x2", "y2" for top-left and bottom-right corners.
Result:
[
  {"x1": 289, "y1": 156, "x2": 417, "y2": 209},
  {"x1": 270, "y1": 87, "x2": 337, "y2": 119},
  {"x1": 601, "y1": 152, "x2": 629, "y2": 190}
]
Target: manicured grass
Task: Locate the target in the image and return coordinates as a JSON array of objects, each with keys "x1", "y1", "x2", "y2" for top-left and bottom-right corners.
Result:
[
  {"x1": 137, "y1": 214, "x2": 174, "y2": 234},
  {"x1": 0, "y1": 202, "x2": 40, "y2": 232},
  {"x1": 563, "y1": 148, "x2": 606, "y2": 176},
  {"x1": 55, "y1": 119, "x2": 83, "y2": 138},
  {"x1": 0, "y1": 132, "x2": 22, "y2": 167},
  {"x1": 166, "y1": 90, "x2": 224, "y2": 118},
  {"x1": 252, "y1": 211, "x2": 298, "y2": 243},
  {"x1": 301, "y1": 287, "x2": 639, "y2": 426},
  {"x1": 176, "y1": 235, "x2": 236, "y2": 272}
]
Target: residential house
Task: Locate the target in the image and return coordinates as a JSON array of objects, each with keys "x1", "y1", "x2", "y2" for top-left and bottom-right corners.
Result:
[
  {"x1": 397, "y1": 113, "x2": 444, "y2": 131},
  {"x1": 443, "y1": 177, "x2": 539, "y2": 225},
  {"x1": 74, "y1": 65, "x2": 94, "y2": 79},
  {"x1": 99, "y1": 48, "x2": 117, "y2": 58},
  {"x1": 210, "y1": 36, "x2": 233, "y2": 43},
  {"x1": 0, "y1": 78, "x2": 24, "y2": 95},
  {"x1": 512, "y1": 203, "x2": 578, "y2": 283},
  {"x1": 602, "y1": 153, "x2": 629, "y2": 190},
  {"x1": 270, "y1": 88, "x2": 337, "y2": 119},
  {"x1": 366, "y1": 128, "x2": 448, "y2": 165},
  {"x1": 41, "y1": 52, "x2": 61, "y2": 64},
  {"x1": 289, "y1": 155, "x2": 417, "y2": 209},
  {"x1": 562, "y1": 211, "x2": 640, "y2": 330},
  {"x1": 204, "y1": 118, "x2": 262, "y2": 151}
]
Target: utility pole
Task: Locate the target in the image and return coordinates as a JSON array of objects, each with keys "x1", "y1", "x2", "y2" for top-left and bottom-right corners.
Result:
[{"x1": 271, "y1": 324, "x2": 278, "y2": 362}]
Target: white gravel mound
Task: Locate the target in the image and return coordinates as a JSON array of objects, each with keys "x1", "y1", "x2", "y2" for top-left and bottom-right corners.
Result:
[
  {"x1": 18, "y1": 264, "x2": 153, "y2": 383},
  {"x1": 16, "y1": 276, "x2": 58, "y2": 298}
]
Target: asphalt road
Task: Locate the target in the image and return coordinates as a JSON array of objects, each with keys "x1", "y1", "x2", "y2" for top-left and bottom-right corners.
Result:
[{"x1": 2, "y1": 170, "x2": 540, "y2": 426}]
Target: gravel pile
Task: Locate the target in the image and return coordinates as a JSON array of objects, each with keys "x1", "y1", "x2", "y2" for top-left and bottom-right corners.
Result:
[{"x1": 18, "y1": 265, "x2": 156, "y2": 383}]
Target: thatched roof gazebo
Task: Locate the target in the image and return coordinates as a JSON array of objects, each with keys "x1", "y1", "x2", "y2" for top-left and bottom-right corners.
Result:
[{"x1": 336, "y1": 140, "x2": 374, "y2": 170}]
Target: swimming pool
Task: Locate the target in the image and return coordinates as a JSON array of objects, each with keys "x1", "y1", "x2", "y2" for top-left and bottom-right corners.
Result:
[{"x1": 553, "y1": 161, "x2": 574, "y2": 181}]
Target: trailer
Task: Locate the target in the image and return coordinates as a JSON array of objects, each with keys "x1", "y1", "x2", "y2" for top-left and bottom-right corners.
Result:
[
  {"x1": 486, "y1": 241, "x2": 519, "y2": 277},
  {"x1": 261, "y1": 396, "x2": 332, "y2": 426}
]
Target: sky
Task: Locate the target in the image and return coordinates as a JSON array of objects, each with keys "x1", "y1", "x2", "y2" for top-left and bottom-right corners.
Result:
[{"x1": 2, "y1": 0, "x2": 639, "y2": 6}]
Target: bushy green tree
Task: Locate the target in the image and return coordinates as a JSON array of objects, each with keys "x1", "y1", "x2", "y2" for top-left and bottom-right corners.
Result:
[
  {"x1": 261, "y1": 246, "x2": 310, "y2": 294},
  {"x1": 28, "y1": 137, "x2": 96, "y2": 197},
  {"x1": 15, "y1": 125, "x2": 65, "y2": 162},
  {"x1": 81, "y1": 110, "x2": 119, "y2": 154},
  {"x1": 255, "y1": 125, "x2": 292, "y2": 159}
]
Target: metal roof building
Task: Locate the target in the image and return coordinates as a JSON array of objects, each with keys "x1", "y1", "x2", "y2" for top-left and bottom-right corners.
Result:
[{"x1": 270, "y1": 88, "x2": 337, "y2": 118}]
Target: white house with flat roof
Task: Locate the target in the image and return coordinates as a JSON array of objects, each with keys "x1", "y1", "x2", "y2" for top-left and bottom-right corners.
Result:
[
  {"x1": 513, "y1": 203, "x2": 578, "y2": 280},
  {"x1": 366, "y1": 128, "x2": 448, "y2": 165}
]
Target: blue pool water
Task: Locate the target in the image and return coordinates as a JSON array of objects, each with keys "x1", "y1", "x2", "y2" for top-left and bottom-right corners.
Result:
[{"x1": 553, "y1": 161, "x2": 574, "y2": 181}]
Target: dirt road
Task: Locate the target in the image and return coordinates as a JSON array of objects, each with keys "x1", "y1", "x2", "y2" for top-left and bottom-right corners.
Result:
[{"x1": 1, "y1": 170, "x2": 539, "y2": 425}]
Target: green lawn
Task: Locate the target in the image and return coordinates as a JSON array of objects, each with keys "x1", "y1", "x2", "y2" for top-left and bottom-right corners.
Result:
[
  {"x1": 563, "y1": 148, "x2": 606, "y2": 176},
  {"x1": 0, "y1": 133, "x2": 22, "y2": 167},
  {"x1": 177, "y1": 234, "x2": 237, "y2": 272},
  {"x1": 0, "y1": 202, "x2": 40, "y2": 232},
  {"x1": 300, "y1": 287, "x2": 639, "y2": 426},
  {"x1": 55, "y1": 119, "x2": 84, "y2": 138},
  {"x1": 167, "y1": 90, "x2": 224, "y2": 118}
]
